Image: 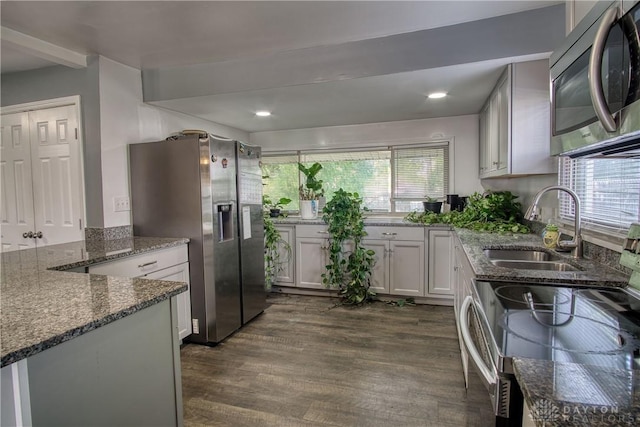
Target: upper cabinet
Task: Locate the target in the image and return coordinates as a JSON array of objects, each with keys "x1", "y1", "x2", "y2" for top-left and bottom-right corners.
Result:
[
  {"x1": 565, "y1": 0, "x2": 599, "y2": 34},
  {"x1": 478, "y1": 60, "x2": 555, "y2": 179}
]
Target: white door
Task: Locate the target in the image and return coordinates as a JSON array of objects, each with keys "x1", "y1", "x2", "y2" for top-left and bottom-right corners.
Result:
[
  {"x1": 389, "y1": 240, "x2": 425, "y2": 297},
  {"x1": 0, "y1": 103, "x2": 84, "y2": 251},
  {"x1": 29, "y1": 106, "x2": 84, "y2": 246},
  {"x1": 146, "y1": 263, "x2": 192, "y2": 341},
  {"x1": 428, "y1": 230, "x2": 454, "y2": 296},
  {"x1": 0, "y1": 113, "x2": 36, "y2": 251},
  {"x1": 295, "y1": 237, "x2": 326, "y2": 289},
  {"x1": 364, "y1": 239, "x2": 389, "y2": 293}
]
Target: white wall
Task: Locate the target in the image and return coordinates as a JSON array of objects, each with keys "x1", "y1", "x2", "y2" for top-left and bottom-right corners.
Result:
[
  {"x1": 250, "y1": 115, "x2": 483, "y2": 196},
  {"x1": 97, "y1": 56, "x2": 250, "y2": 228}
]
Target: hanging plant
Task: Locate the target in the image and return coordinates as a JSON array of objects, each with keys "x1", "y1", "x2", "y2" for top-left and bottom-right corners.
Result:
[
  {"x1": 263, "y1": 198, "x2": 291, "y2": 291},
  {"x1": 321, "y1": 189, "x2": 376, "y2": 305}
]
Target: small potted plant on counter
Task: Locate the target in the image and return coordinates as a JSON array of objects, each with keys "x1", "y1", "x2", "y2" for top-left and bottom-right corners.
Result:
[
  {"x1": 423, "y1": 196, "x2": 443, "y2": 214},
  {"x1": 298, "y1": 162, "x2": 324, "y2": 219},
  {"x1": 265, "y1": 196, "x2": 292, "y2": 218}
]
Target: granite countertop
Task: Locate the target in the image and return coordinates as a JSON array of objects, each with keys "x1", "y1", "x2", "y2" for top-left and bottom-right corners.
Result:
[
  {"x1": 1, "y1": 236, "x2": 189, "y2": 367},
  {"x1": 455, "y1": 228, "x2": 629, "y2": 287},
  {"x1": 513, "y1": 357, "x2": 640, "y2": 426},
  {"x1": 271, "y1": 216, "x2": 451, "y2": 228}
]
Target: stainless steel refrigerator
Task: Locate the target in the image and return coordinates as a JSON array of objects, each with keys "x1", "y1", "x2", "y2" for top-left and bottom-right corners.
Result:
[{"x1": 129, "y1": 134, "x2": 265, "y2": 344}]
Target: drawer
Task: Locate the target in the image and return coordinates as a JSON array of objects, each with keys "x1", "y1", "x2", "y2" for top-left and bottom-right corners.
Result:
[
  {"x1": 88, "y1": 245, "x2": 188, "y2": 278},
  {"x1": 295, "y1": 224, "x2": 329, "y2": 238},
  {"x1": 365, "y1": 227, "x2": 424, "y2": 241}
]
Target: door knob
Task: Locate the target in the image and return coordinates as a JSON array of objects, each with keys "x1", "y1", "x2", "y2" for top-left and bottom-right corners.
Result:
[{"x1": 23, "y1": 231, "x2": 34, "y2": 238}]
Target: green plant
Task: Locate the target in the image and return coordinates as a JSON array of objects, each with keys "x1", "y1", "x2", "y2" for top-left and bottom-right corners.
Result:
[
  {"x1": 405, "y1": 191, "x2": 530, "y2": 234},
  {"x1": 298, "y1": 162, "x2": 324, "y2": 200},
  {"x1": 264, "y1": 196, "x2": 292, "y2": 211},
  {"x1": 321, "y1": 189, "x2": 376, "y2": 305},
  {"x1": 263, "y1": 215, "x2": 291, "y2": 290},
  {"x1": 424, "y1": 196, "x2": 438, "y2": 202}
]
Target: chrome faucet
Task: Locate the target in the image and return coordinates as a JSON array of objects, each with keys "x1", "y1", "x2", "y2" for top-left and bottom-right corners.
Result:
[{"x1": 525, "y1": 185, "x2": 583, "y2": 259}]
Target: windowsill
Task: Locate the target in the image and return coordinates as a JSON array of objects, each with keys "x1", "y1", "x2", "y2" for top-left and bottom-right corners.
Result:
[{"x1": 555, "y1": 219, "x2": 627, "y2": 253}]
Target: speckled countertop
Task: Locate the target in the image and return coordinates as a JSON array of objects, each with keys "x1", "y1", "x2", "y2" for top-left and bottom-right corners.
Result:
[
  {"x1": 455, "y1": 228, "x2": 629, "y2": 286},
  {"x1": 513, "y1": 358, "x2": 640, "y2": 426},
  {"x1": 271, "y1": 216, "x2": 451, "y2": 228},
  {"x1": 1, "y1": 236, "x2": 189, "y2": 367}
]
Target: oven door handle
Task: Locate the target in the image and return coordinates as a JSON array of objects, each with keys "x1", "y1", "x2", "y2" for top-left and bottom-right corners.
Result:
[
  {"x1": 589, "y1": 5, "x2": 620, "y2": 133},
  {"x1": 459, "y1": 296, "x2": 497, "y2": 387}
]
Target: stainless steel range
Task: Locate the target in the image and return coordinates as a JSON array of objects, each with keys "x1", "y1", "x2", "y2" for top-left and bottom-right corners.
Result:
[{"x1": 458, "y1": 280, "x2": 640, "y2": 426}]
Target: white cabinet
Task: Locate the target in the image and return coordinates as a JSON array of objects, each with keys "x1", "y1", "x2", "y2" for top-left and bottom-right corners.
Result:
[
  {"x1": 145, "y1": 262, "x2": 192, "y2": 341},
  {"x1": 388, "y1": 240, "x2": 425, "y2": 297},
  {"x1": 365, "y1": 227, "x2": 425, "y2": 297},
  {"x1": 427, "y1": 230, "x2": 454, "y2": 297},
  {"x1": 295, "y1": 236, "x2": 328, "y2": 289},
  {"x1": 453, "y1": 236, "x2": 475, "y2": 386},
  {"x1": 274, "y1": 225, "x2": 295, "y2": 285},
  {"x1": 479, "y1": 60, "x2": 554, "y2": 178},
  {"x1": 295, "y1": 224, "x2": 330, "y2": 289},
  {"x1": 88, "y1": 245, "x2": 192, "y2": 341}
]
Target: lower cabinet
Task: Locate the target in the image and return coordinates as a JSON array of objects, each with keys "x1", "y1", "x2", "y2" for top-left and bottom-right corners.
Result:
[
  {"x1": 427, "y1": 230, "x2": 454, "y2": 297},
  {"x1": 145, "y1": 262, "x2": 192, "y2": 341},
  {"x1": 87, "y1": 244, "x2": 192, "y2": 342},
  {"x1": 295, "y1": 237, "x2": 329, "y2": 289},
  {"x1": 364, "y1": 239, "x2": 426, "y2": 296},
  {"x1": 274, "y1": 225, "x2": 295, "y2": 285}
]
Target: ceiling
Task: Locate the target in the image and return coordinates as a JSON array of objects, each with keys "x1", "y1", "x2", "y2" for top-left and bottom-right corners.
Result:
[{"x1": 0, "y1": 1, "x2": 566, "y2": 133}]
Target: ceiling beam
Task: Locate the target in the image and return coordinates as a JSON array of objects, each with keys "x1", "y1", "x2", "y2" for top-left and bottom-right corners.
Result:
[{"x1": 1, "y1": 27, "x2": 87, "y2": 69}]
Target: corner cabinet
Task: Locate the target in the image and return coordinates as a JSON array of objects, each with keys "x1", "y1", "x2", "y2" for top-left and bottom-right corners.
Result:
[
  {"x1": 479, "y1": 60, "x2": 555, "y2": 178},
  {"x1": 87, "y1": 245, "x2": 192, "y2": 342}
]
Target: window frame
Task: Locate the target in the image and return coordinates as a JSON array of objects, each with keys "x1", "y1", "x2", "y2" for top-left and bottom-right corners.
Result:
[{"x1": 261, "y1": 139, "x2": 455, "y2": 215}]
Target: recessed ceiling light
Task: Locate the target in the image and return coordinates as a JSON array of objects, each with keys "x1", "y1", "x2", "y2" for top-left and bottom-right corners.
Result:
[
  {"x1": 427, "y1": 92, "x2": 447, "y2": 99},
  {"x1": 255, "y1": 111, "x2": 271, "y2": 117}
]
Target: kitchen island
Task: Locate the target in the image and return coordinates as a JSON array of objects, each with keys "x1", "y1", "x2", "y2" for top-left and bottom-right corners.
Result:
[{"x1": 1, "y1": 236, "x2": 189, "y2": 426}]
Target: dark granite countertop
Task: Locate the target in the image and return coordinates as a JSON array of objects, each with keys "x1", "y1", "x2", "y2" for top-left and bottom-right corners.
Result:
[
  {"x1": 455, "y1": 229, "x2": 629, "y2": 287},
  {"x1": 513, "y1": 357, "x2": 640, "y2": 426},
  {"x1": 1, "y1": 237, "x2": 189, "y2": 367}
]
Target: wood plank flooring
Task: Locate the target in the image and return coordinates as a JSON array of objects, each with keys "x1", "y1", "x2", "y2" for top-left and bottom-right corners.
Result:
[{"x1": 181, "y1": 294, "x2": 495, "y2": 426}]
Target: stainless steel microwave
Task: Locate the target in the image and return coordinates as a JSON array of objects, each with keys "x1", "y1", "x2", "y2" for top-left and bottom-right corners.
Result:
[{"x1": 550, "y1": 0, "x2": 640, "y2": 157}]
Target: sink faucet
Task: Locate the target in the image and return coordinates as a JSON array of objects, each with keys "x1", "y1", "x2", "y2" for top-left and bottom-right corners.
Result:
[{"x1": 524, "y1": 185, "x2": 583, "y2": 259}]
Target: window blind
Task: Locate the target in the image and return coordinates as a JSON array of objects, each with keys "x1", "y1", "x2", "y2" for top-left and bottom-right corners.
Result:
[
  {"x1": 558, "y1": 156, "x2": 640, "y2": 231},
  {"x1": 393, "y1": 144, "x2": 449, "y2": 200}
]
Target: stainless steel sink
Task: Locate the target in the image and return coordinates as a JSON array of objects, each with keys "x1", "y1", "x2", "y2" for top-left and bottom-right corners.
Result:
[
  {"x1": 490, "y1": 259, "x2": 579, "y2": 271},
  {"x1": 483, "y1": 248, "x2": 562, "y2": 262}
]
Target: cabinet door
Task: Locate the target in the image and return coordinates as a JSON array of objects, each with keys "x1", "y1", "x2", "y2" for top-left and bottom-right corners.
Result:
[
  {"x1": 145, "y1": 262, "x2": 192, "y2": 341},
  {"x1": 364, "y1": 239, "x2": 389, "y2": 294},
  {"x1": 496, "y1": 75, "x2": 510, "y2": 173},
  {"x1": 275, "y1": 226, "x2": 295, "y2": 284},
  {"x1": 427, "y1": 230, "x2": 454, "y2": 296},
  {"x1": 488, "y1": 94, "x2": 500, "y2": 173},
  {"x1": 478, "y1": 105, "x2": 490, "y2": 177},
  {"x1": 389, "y1": 241, "x2": 425, "y2": 297},
  {"x1": 295, "y1": 237, "x2": 327, "y2": 289}
]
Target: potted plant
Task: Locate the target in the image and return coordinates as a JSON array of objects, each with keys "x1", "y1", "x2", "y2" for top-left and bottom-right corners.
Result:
[
  {"x1": 298, "y1": 162, "x2": 324, "y2": 219},
  {"x1": 264, "y1": 196, "x2": 292, "y2": 218},
  {"x1": 321, "y1": 189, "x2": 376, "y2": 305},
  {"x1": 423, "y1": 196, "x2": 443, "y2": 213}
]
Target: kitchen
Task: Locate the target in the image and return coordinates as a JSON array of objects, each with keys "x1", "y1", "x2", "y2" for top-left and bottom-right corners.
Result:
[{"x1": 1, "y1": 1, "x2": 640, "y2": 426}]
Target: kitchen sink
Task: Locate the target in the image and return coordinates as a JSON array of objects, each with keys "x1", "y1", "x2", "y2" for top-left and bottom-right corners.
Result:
[
  {"x1": 483, "y1": 248, "x2": 563, "y2": 262},
  {"x1": 489, "y1": 259, "x2": 579, "y2": 271}
]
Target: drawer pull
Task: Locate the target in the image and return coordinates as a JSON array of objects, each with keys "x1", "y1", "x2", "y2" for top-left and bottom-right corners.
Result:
[
  {"x1": 381, "y1": 232, "x2": 397, "y2": 236},
  {"x1": 317, "y1": 231, "x2": 330, "y2": 234},
  {"x1": 138, "y1": 261, "x2": 158, "y2": 268}
]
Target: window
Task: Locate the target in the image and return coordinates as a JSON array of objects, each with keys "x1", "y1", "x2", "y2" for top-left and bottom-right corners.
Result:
[
  {"x1": 558, "y1": 156, "x2": 640, "y2": 232},
  {"x1": 261, "y1": 142, "x2": 450, "y2": 213}
]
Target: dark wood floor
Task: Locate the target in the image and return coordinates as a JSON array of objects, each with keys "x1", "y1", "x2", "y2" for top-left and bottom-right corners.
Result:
[{"x1": 181, "y1": 294, "x2": 495, "y2": 426}]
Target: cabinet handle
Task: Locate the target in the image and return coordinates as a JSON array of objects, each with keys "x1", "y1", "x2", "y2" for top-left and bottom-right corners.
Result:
[
  {"x1": 492, "y1": 161, "x2": 499, "y2": 165},
  {"x1": 35, "y1": 231, "x2": 43, "y2": 239},
  {"x1": 138, "y1": 261, "x2": 158, "y2": 268},
  {"x1": 23, "y1": 232, "x2": 34, "y2": 238},
  {"x1": 317, "y1": 231, "x2": 329, "y2": 234},
  {"x1": 381, "y1": 232, "x2": 397, "y2": 235}
]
